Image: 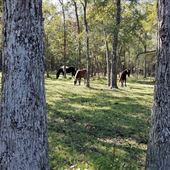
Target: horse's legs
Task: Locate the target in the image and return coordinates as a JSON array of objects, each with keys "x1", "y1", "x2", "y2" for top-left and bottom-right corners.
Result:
[
  {"x1": 125, "y1": 78, "x2": 127, "y2": 87},
  {"x1": 74, "y1": 79, "x2": 77, "y2": 85},
  {"x1": 56, "y1": 71, "x2": 60, "y2": 79},
  {"x1": 120, "y1": 80, "x2": 123, "y2": 87},
  {"x1": 62, "y1": 70, "x2": 64, "y2": 77},
  {"x1": 78, "y1": 78, "x2": 81, "y2": 85}
]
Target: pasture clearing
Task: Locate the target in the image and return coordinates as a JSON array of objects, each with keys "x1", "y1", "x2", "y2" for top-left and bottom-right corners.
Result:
[{"x1": 46, "y1": 76, "x2": 153, "y2": 170}]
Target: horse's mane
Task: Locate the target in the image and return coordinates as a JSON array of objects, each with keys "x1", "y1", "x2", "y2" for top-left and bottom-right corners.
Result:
[
  {"x1": 75, "y1": 69, "x2": 87, "y2": 79},
  {"x1": 61, "y1": 66, "x2": 68, "y2": 69}
]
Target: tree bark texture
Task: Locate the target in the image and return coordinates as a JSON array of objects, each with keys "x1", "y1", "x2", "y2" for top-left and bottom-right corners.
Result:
[
  {"x1": 146, "y1": 0, "x2": 170, "y2": 169},
  {"x1": 144, "y1": 35, "x2": 147, "y2": 78},
  {"x1": 0, "y1": 1, "x2": 49, "y2": 169},
  {"x1": 73, "y1": 0, "x2": 82, "y2": 69},
  {"x1": 111, "y1": 0, "x2": 121, "y2": 89},
  {"x1": 105, "y1": 38, "x2": 111, "y2": 86},
  {"x1": 59, "y1": 0, "x2": 67, "y2": 78},
  {"x1": 83, "y1": 0, "x2": 90, "y2": 88}
]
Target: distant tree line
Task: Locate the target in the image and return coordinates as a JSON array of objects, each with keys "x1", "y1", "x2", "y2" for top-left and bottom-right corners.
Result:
[{"x1": 43, "y1": 0, "x2": 156, "y2": 85}]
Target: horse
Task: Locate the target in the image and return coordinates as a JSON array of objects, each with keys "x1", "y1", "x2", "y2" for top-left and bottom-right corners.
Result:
[
  {"x1": 119, "y1": 69, "x2": 130, "y2": 87},
  {"x1": 74, "y1": 69, "x2": 87, "y2": 85},
  {"x1": 56, "y1": 66, "x2": 76, "y2": 79}
]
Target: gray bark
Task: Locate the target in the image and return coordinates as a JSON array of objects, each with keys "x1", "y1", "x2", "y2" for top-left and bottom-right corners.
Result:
[
  {"x1": 111, "y1": 0, "x2": 121, "y2": 89},
  {"x1": 72, "y1": 0, "x2": 82, "y2": 69},
  {"x1": 146, "y1": 0, "x2": 170, "y2": 169},
  {"x1": 0, "y1": 1, "x2": 49, "y2": 169},
  {"x1": 59, "y1": 0, "x2": 67, "y2": 78},
  {"x1": 105, "y1": 37, "x2": 111, "y2": 86},
  {"x1": 144, "y1": 33, "x2": 147, "y2": 78},
  {"x1": 82, "y1": 0, "x2": 90, "y2": 88},
  {"x1": 144, "y1": 47, "x2": 147, "y2": 78},
  {"x1": 44, "y1": 34, "x2": 51, "y2": 78}
]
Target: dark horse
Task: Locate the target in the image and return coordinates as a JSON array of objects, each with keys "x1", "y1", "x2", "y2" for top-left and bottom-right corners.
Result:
[
  {"x1": 56, "y1": 66, "x2": 76, "y2": 79},
  {"x1": 119, "y1": 69, "x2": 130, "y2": 87},
  {"x1": 74, "y1": 69, "x2": 87, "y2": 85}
]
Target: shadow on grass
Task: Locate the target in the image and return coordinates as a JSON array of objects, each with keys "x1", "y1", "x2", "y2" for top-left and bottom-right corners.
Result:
[
  {"x1": 135, "y1": 80, "x2": 155, "y2": 85},
  {"x1": 129, "y1": 77, "x2": 155, "y2": 86},
  {"x1": 47, "y1": 87, "x2": 151, "y2": 170}
]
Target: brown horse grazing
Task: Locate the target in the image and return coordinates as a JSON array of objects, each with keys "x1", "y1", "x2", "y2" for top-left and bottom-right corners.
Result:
[
  {"x1": 74, "y1": 69, "x2": 87, "y2": 85},
  {"x1": 119, "y1": 69, "x2": 130, "y2": 87}
]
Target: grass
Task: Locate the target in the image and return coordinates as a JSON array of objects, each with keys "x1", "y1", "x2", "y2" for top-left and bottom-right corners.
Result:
[{"x1": 46, "y1": 75, "x2": 154, "y2": 170}]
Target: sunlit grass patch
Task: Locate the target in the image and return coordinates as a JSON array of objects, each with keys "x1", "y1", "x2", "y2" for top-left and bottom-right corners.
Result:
[{"x1": 46, "y1": 76, "x2": 153, "y2": 170}]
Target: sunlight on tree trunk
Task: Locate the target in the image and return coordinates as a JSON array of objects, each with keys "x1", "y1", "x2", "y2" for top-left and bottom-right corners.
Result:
[
  {"x1": 110, "y1": 0, "x2": 121, "y2": 89},
  {"x1": 59, "y1": 0, "x2": 67, "y2": 78},
  {"x1": 0, "y1": 1, "x2": 49, "y2": 169},
  {"x1": 72, "y1": 0, "x2": 82, "y2": 69},
  {"x1": 146, "y1": 0, "x2": 170, "y2": 169},
  {"x1": 82, "y1": 0, "x2": 90, "y2": 88}
]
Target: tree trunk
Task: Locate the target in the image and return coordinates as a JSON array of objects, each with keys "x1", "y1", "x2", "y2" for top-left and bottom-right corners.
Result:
[
  {"x1": 146, "y1": 1, "x2": 170, "y2": 169},
  {"x1": 0, "y1": 1, "x2": 49, "y2": 169},
  {"x1": 123, "y1": 48, "x2": 126, "y2": 69},
  {"x1": 44, "y1": 34, "x2": 51, "y2": 78},
  {"x1": 144, "y1": 44, "x2": 147, "y2": 78},
  {"x1": 82, "y1": 0, "x2": 90, "y2": 88},
  {"x1": 73, "y1": 0, "x2": 82, "y2": 69},
  {"x1": 59, "y1": 0, "x2": 67, "y2": 78},
  {"x1": 128, "y1": 49, "x2": 131, "y2": 69},
  {"x1": 105, "y1": 38, "x2": 111, "y2": 86},
  {"x1": 110, "y1": 0, "x2": 121, "y2": 89}
]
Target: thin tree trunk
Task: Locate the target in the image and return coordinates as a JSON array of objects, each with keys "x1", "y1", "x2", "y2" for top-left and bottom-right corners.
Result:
[
  {"x1": 128, "y1": 49, "x2": 131, "y2": 69},
  {"x1": 94, "y1": 56, "x2": 100, "y2": 79},
  {"x1": 117, "y1": 45, "x2": 123, "y2": 72},
  {"x1": 72, "y1": 0, "x2": 81, "y2": 69},
  {"x1": 82, "y1": 0, "x2": 90, "y2": 87},
  {"x1": 44, "y1": 34, "x2": 51, "y2": 78},
  {"x1": 146, "y1": 1, "x2": 170, "y2": 169},
  {"x1": 123, "y1": 48, "x2": 126, "y2": 69},
  {"x1": 111, "y1": 0, "x2": 121, "y2": 89},
  {"x1": 105, "y1": 37, "x2": 111, "y2": 86},
  {"x1": 59, "y1": 0, "x2": 67, "y2": 78},
  {"x1": 144, "y1": 44, "x2": 147, "y2": 78},
  {"x1": 0, "y1": 1, "x2": 49, "y2": 169},
  {"x1": 63, "y1": 9, "x2": 67, "y2": 78}
]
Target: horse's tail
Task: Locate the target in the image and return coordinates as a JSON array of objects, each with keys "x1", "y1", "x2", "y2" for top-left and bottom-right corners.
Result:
[
  {"x1": 72, "y1": 67, "x2": 76, "y2": 77},
  {"x1": 74, "y1": 70, "x2": 80, "y2": 85},
  {"x1": 74, "y1": 70, "x2": 79, "y2": 79},
  {"x1": 119, "y1": 73, "x2": 122, "y2": 82}
]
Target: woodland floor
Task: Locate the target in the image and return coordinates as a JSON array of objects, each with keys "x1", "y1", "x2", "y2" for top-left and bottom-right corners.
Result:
[{"x1": 46, "y1": 75, "x2": 154, "y2": 170}]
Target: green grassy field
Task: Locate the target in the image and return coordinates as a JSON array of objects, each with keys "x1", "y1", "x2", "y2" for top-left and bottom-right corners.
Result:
[{"x1": 46, "y1": 76, "x2": 154, "y2": 170}]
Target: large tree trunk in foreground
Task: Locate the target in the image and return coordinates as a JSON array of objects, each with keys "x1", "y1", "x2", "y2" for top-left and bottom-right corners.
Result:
[
  {"x1": 0, "y1": 1, "x2": 49, "y2": 169},
  {"x1": 146, "y1": 1, "x2": 170, "y2": 169}
]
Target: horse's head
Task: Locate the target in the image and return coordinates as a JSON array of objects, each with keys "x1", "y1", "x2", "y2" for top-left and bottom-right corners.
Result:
[
  {"x1": 127, "y1": 69, "x2": 130, "y2": 77},
  {"x1": 72, "y1": 67, "x2": 76, "y2": 76},
  {"x1": 56, "y1": 69, "x2": 62, "y2": 79}
]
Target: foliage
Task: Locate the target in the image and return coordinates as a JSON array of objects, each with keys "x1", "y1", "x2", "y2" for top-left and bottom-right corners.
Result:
[{"x1": 43, "y1": 0, "x2": 157, "y2": 76}]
